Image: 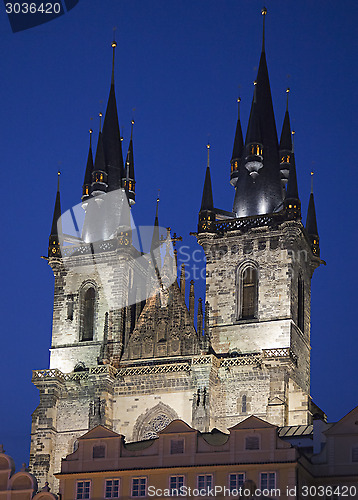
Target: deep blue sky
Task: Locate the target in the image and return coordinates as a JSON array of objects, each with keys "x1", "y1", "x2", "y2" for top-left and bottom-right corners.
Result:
[{"x1": 0, "y1": 0, "x2": 357, "y2": 469}]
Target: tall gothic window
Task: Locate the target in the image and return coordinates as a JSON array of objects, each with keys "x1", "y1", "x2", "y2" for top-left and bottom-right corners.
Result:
[
  {"x1": 241, "y1": 394, "x2": 247, "y2": 413},
  {"x1": 298, "y1": 277, "x2": 304, "y2": 333},
  {"x1": 81, "y1": 287, "x2": 95, "y2": 341},
  {"x1": 238, "y1": 264, "x2": 258, "y2": 320}
]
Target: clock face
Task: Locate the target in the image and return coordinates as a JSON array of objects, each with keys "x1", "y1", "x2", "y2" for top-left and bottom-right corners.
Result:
[{"x1": 52, "y1": 247, "x2": 57, "y2": 254}]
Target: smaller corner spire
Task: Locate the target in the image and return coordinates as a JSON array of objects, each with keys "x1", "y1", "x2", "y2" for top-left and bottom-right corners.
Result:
[
  {"x1": 150, "y1": 192, "x2": 160, "y2": 253},
  {"x1": 306, "y1": 171, "x2": 320, "y2": 256},
  {"x1": 123, "y1": 119, "x2": 136, "y2": 205},
  {"x1": 198, "y1": 145, "x2": 215, "y2": 233},
  {"x1": 230, "y1": 96, "x2": 244, "y2": 187},
  {"x1": 82, "y1": 129, "x2": 94, "y2": 201},
  {"x1": 91, "y1": 131, "x2": 108, "y2": 195},
  {"x1": 99, "y1": 111, "x2": 103, "y2": 133},
  {"x1": 111, "y1": 27, "x2": 117, "y2": 86},
  {"x1": 261, "y1": 6, "x2": 267, "y2": 53},
  {"x1": 48, "y1": 171, "x2": 62, "y2": 258}
]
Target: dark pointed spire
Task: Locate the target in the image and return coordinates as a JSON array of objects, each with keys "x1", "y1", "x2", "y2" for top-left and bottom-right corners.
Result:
[
  {"x1": 245, "y1": 89, "x2": 262, "y2": 145},
  {"x1": 91, "y1": 130, "x2": 108, "y2": 194},
  {"x1": 231, "y1": 98, "x2": 244, "y2": 160},
  {"x1": 285, "y1": 154, "x2": 299, "y2": 201},
  {"x1": 279, "y1": 89, "x2": 294, "y2": 189},
  {"x1": 102, "y1": 39, "x2": 124, "y2": 192},
  {"x1": 280, "y1": 90, "x2": 292, "y2": 151},
  {"x1": 233, "y1": 8, "x2": 283, "y2": 217},
  {"x1": 230, "y1": 97, "x2": 244, "y2": 187},
  {"x1": 198, "y1": 144, "x2": 216, "y2": 232},
  {"x1": 151, "y1": 194, "x2": 160, "y2": 252},
  {"x1": 48, "y1": 171, "x2": 62, "y2": 258},
  {"x1": 200, "y1": 144, "x2": 214, "y2": 211},
  {"x1": 82, "y1": 129, "x2": 94, "y2": 201},
  {"x1": 284, "y1": 151, "x2": 301, "y2": 219},
  {"x1": 123, "y1": 120, "x2": 136, "y2": 205},
  {"x1": 306, "y1": 172, "x2": 320, "y2": 256}
]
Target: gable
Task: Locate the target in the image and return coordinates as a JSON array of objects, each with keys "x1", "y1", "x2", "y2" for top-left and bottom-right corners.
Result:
[
  {"x1": 324, "y1": 406, "x2": 358, "y2": 436},
  {"x1": 229, "y1": 415, "x2": 276, "y2": 431},
  {"x1": 158, "y1": 419, "x2": 197, "y2": 434},
  {"x1": 122, "y1": 281, "x2": 200, "y2": 360},
  {"x1": 78, "y1": 425, "x2": 121, "y2": 440}
]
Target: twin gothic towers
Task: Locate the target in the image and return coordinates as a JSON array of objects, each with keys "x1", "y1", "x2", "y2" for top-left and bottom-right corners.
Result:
[{"x1": 30, "y1": 14, "x2": 324, "y2": 490}]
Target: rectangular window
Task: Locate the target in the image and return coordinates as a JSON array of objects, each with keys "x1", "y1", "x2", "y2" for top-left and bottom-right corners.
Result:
[
  {"x1": 105, "y1": 479, "x2": 120, "y2": 498},
  {"x1": 260, "y1": 472, "x2": 276, "y2": 490},
  {"x1": 245, "y1": 436, "x2": 260, "y2": 450},
  {"x1": 132, "y1": 477, "x2": 146, "y2": 497},
  {"x1": 76, "y1": 481, "x2": 91, "y2": 500},
  {"x1": 229, "y1": 473, "x2": 245, "y2": 492},
  {"x1": 352, "y1": 447, "x2": 358, "y2": 462},
  {"x1": 169, "y1": 475, "x2": 184, "y2": 496},
  {"x1": 93, "y1": 445, "x2": 105, "y2": 458},
  {"x1": 170, "y1": 439, "x2": 184, "y2": 454},
  {"x1": 197, "y1": 474, "x2": 212, "y2": 490}
]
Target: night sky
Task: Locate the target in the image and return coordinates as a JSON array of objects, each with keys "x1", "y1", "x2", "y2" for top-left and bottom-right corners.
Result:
[{"x1": 0, "y1": 0, "x2": 357, "y2": 469}]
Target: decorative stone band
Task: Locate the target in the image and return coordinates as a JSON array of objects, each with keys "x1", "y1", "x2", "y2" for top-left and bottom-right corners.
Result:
[
  {"x1": 32, "y1": 349, "x2": 297, "y2": 383},
  {"x1": 263, "y1": 347, "x2": 298, "y2": 365},
  {"x1": 32, "y1": 364, "x2": 118, "y2": 383},
  {"x1": 61, "y1": 239, "x2": 117, "y2": 258},
  {"x1": 215, "y1": 211, "x2": 285, "y2": 234}
]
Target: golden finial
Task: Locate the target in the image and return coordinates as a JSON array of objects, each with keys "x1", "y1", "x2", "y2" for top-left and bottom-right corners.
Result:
[
  {"x1": 157, "y1": 189, "x2": 160, "y2": 205},
  {"x1": 261, "y1": 7, "x2": 267, "y2": 52},
  {"x1": 253, "y1": 80, "x2": 257, "y2": 85},
  {"x1": 207, "y1": 142, "x2": 210, "y2": 169},
  {"x1": 99, "y1": 112, "x2": 103, "y2": 132},
  {"x1": 237, "y1": 96, "x2": 241, "y2": 119},
  {"x1": 111, "y1": 27, "x2": 117, "y2": 84},
  {"x1": 310, "y1": 170, "x2": 314, "y2": 193},
  {"x1": 130, "y1": 118, "x2": 135, "y2": 140},
  {"x1": 291, "y1": 130, "x2": 295, "y2": 153},
  {"x1": 57, "y1": 170, "x2": 60, "y2": 192},
  {"x1": 89, "y1": 128, "x2": 93, "y2": 148},
  {"x1": 286, "y1": 87, "x2": 290, "y2": 111}
]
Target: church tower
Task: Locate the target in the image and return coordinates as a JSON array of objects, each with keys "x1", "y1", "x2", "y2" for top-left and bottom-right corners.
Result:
[
  {"x1": 197, "y1": 8, "x2": 323, "y2": 430},
  {"x1": 30, "y1": 12, "x2": 324, "y2": 491}
]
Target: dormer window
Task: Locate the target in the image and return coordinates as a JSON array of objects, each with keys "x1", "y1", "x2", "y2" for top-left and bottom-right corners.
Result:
[
  {"x1": 93, "y1": 445, "x2": 105, "y2": 459},
  {"x1": 245, "y1": 435, "x2": 260, "y2": 450},
  {"x1": 170, "y1": 439, "x2": 184, "y2": 454}
]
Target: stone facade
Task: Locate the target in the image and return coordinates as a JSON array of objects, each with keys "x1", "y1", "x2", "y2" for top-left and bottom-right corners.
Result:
[{"x1": 29, "y1": 25, "x2": 324, "y2": 492}]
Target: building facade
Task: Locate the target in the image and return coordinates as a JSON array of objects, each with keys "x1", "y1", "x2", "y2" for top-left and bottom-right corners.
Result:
[
  {"x1": 29, "y1": 12, "x2": 325, "y2": 490},
  {"x1": 56, "y1": 410, "x2": 358, "y2": 500}
]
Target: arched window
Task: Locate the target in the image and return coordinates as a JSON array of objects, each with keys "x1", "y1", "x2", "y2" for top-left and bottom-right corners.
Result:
[
  {"x1": 298, "y1": 277, "x2": 304, "y2": 333},
  {"x1": 241, "y1": 395, "x2": 247, "y2": 413},
  {"x1": 81, "y1": 287, "x2": 95, "y2": 341},
  {"x1": 238, "y1": 263, "x2": 258, "y2": 320}
]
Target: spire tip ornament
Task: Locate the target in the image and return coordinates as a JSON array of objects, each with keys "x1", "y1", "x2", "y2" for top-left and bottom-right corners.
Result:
[
  {"x1": 111, "y1": 27, "x2": 117, "y2": 84},
  {"x1": 310, "y1": 170, "x2": 314, "y2": 193},
  {"x1": 261, "y1": 7, "x2": 267, "y2": 52}
]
